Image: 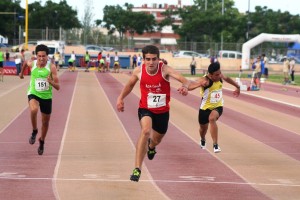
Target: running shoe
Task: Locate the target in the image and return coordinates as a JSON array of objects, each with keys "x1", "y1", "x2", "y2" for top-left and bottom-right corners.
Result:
[
  {"x1": 200, "y1": 140, "x2": 206, "y2": 149},
  {"x1": 130, "y1": 168, "x2": 141, "y2": 182},
  {"x1": 147, "y1": 138, "x2": 156, "y2": 160},
  {"x1": 38, "y1": 138, "x2": 45, "y2": 155},
  {"x1": 213, "y1": 144, "x2": 221, "y2": 153},
  {"x1": 29, "y1": 130, "x2": 38, "y2": 145}
]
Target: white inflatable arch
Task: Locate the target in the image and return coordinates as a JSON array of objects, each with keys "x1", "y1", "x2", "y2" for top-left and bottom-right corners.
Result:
[{"x1": 241, "y1": 33, "x2": 300, "y2": 69}]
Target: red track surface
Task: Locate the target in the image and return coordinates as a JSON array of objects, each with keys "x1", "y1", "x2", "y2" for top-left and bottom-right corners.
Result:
[
  {"x1": 0, "y1": 72, "x2": 77, "y2": 200},
  {"x1": 0, "y1": 71, "x2": 299, "y2": 200}
]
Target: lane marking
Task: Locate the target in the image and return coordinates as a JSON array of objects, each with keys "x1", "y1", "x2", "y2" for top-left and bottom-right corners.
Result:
[
  {"x1": 224, "y1": 86, "x2": 300, "y2": 109},
  {"x1": 0, "y1": 176, "x2": 299, "y2": 187},
  {"x1": 52, "y1": 72, "x2": 78, "y2": 200}
]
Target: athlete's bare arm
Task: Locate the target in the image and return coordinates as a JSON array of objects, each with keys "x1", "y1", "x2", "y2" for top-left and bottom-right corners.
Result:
[
  {"x1": 19, "y1": 60, "x2": 33, "y2": 79},
  {"x1": 188, "y1": 76, "x2": 209, "y2": 90},
  {"x1": 163, "y1": 65, "x2": 190, "y2": 96},
  {"x1": 116, "y1": 67, "x2": 140, "y2": 112},
  {"x1": 48, "y1": 63, "x2": 60, "y2": 90},
  {"x1": 221, "y1": 74, "x2": 240, "y2": 97}
]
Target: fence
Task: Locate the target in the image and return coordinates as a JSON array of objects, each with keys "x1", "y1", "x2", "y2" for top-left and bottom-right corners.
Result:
[{"x1": 12, "y1": 28, "x2": 290, "y2": 60}]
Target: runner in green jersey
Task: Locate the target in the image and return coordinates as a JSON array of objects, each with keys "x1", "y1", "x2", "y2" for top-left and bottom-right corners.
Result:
[{"x1": 19, "y1": 44, "x2": 60, "y2": 155}]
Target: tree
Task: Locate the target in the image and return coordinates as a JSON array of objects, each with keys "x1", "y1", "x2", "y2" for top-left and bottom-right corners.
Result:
[
  {"x1": 175, "y1": 0, "x2": 240, "y2": 43},
  {"x1": 28, "y1": 0, "x2": 81, "y2": 29},
  {"x1": 102, "y1": 4, "x2": 156, "y2": 51},
  {"x1": 81, "y1": 0, "x2": 94, "y2": 45},
  {"x1": 0, "y1": 0, "x2": 23, "y2": 43}
]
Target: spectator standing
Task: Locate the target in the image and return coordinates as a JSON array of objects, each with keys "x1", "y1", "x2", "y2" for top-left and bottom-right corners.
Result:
[
  {"x1": 132, "y1": 54, "x2": 137, "y2": 68},
  {"x1": 190, "y1": 56, "x2": 196, "y2": 75},
  {"x1": 0, "y1": 49, "x2": 4, "y2": 81},
  {"x1": 5, "y1": 49, "x2": 10, "y2": 63},
  {"x1": 137, "y1": 54, "x2": 142, "y2": 67},
  {"x1": 262, "y1": 53, "x2": 269, "y2": 78},
  {"x1": 289, "y1": 57, "x2": 296, "y2": 85},
  {"x1": 15, "y1": 52, "x2": 23, "y2": 76},
  {"x1": 282, "y1": 57, "x2": 290, "y2": 85},
  {"x1": 54, "y1": 51, "x2": 61, "y2": 71}
]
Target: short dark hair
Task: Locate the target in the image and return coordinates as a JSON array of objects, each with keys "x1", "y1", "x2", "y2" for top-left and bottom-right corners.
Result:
[
  {"x1": 35, "y1": 44, "x2": 49, "y2": 55},
  {"x1": 208, "y1": 62, "x2": 220, "y2": 74},
  {"x1": 142, "y1": 45, "x2": 160, "y2": 59}
]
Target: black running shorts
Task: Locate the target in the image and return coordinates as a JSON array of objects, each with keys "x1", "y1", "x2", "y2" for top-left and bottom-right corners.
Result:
[
  {"x1": 138, "y1": 108, "x2": 169, "y2": 134},
  {"x1": 28, "y1": 94, "x2": 52, "y2": 115},
  {"x1": 198, "y1": 107, "x2": 223, "y2": 125}
]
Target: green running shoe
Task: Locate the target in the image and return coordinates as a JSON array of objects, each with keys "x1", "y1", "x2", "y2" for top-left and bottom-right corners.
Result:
[
  {"x1": 147, "y1": 138, "x2": 156, "y2": 160},
  {"x1": 130, "y1": 168, "x2": 141, "y2": 182}
]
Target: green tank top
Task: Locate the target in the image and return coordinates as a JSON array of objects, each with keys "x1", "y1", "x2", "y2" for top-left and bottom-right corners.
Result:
[
  {"x1": 85, "y1": 54, "x2": 90, "y2": 61},
  {"x1": 0, "y1": 51, "x2": 4, "y2": 62},
  {"x1": 27, "y1": 60, "x2": 52, "y2": 99}
]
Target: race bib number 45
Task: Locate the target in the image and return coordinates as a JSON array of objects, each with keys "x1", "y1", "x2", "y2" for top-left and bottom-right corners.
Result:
[
  {"x1": 147, "y1": 93, "x2": 166, "y2": 108},
  {"x1": 35, "y1": 78, "x2": 49, "y2": 91},
  {"x1": 210, "y1": 90, "x2": 222, "y2": 103}
]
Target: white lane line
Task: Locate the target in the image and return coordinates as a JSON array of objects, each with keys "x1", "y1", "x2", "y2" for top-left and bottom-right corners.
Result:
[
  {"x1": 52, "y1": 73, "x2": 78, "y2": 200},
  {"x1": 0, "y1": 176, "x2": 299, "y2": 187},
  {"x1": 224, "y1": 86, "x2": 300, "y2": 109},
  {"x1": 0, "y1": 81, "x2": 28, "y2": 98}
]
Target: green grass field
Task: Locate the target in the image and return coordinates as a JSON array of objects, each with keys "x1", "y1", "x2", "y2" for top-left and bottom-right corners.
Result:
[{"x1": 183, "y1": 72, "x2": 299, "y2": 85}]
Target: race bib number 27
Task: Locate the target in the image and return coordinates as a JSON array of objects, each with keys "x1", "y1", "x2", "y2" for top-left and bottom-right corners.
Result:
[{"x1": 147, "y1": 93, "x2": 166, "y2": 108}]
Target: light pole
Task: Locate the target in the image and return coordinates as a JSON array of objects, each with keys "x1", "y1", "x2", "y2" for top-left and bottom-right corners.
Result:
[
  {"x1": 221, "y1": 0, "x2": 224, "y2": 50},
  {"x1": 246, "y1": 0, "x2": 251, "y2": 40},
  {"x1": 25, "y1": 0, "x2": 28, "y2": 49}
]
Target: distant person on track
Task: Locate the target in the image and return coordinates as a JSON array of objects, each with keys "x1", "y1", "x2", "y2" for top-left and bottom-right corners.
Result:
[
  {"x1": 19, "y1": 44, "x2": 60, "y2": 155},
  {"x1": 105, "y1": 53, "x2": 110, "y2": 72},
  {"x1": 0, "y1": 48, "x2": 4, "y2": 82},
  {"x1": 187, "y1": 62, "x2": 240, "y2": 153},
  {"x1": 113, "y1": 51, "x2": 120, "y2": 73},
  {"x1": 116, "y1": 45, "x2": 202, "y2": 182},
  {"x1": 68, "y1": 51, "x2": 76, "y2": 72},
  {"x1": 84, "y1": 51, "x2": 90, "y2": 72}
]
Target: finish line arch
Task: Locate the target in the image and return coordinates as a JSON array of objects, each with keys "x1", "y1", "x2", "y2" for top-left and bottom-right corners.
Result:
[{"x1": 241, "y1": 33, "x2": 300, "y2": 69}]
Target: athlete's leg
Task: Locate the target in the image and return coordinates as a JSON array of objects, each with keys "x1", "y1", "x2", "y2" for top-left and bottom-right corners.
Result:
[
  {"x1": 40, "y1": 113, "x2": 50, "y2": 141},
  {"x1": 208, "y1": 110, "x2": 220, "y2": 144},
  {"x1": 135, "y1": 116, "x2": 152, "y2": 169},
  {"x1": 199, "y1": 123, "x2": 208, "y2": 141},
  {"x1": 28, "y1": 99, "x2": 39, "y2": 130}
]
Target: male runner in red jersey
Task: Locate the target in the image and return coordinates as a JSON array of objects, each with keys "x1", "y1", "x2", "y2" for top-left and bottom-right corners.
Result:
[{"x1": 117, "y1": 45, "x2": 208, "y2": 182}]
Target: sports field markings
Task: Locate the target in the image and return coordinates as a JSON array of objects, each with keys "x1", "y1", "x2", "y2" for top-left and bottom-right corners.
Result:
[
  {"x1": 0, "y1": 175, "x2": 299, "y2": 187},
  {"x1": 224, "y1": 86, "x2": 300, "y2": 109}
]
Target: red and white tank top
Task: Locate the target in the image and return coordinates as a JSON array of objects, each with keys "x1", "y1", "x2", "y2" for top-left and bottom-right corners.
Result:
[{"x1": 139, "y1": 62, "x2": 170, "y2": 114}]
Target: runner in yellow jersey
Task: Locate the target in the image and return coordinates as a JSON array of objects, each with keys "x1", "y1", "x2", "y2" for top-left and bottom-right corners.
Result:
[
  {"x1": 19, "y1": 44, "x2": 60, "y2": 155},
  {"x1": 188, "y1": 62, "x2": 240, "y2": 153}
]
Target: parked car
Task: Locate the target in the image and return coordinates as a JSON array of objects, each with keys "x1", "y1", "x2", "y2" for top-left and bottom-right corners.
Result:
[
  {"x1": 11, "y1": 41, "x2": 37, "y2": 52},
  {"x1": 0, "y1": 43, "x2": 8, "y2": 48},
  {"x1": 85, "y1": 45, "x2": 104, "y2": 52},
  {"x1": 218, "y1": 50, "x2": 242, "y2": 59},
  {"x1": 102, "y1": 46, "x2": 114, "y2": 52},
  {"x1": 173, "y1": 50, "x2": 205, "y2": 58}
]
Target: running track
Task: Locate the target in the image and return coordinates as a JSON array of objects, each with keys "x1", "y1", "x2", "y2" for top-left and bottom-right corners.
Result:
[{"x1": 0, "y1": 69, "x2": 299, "y2": 200}]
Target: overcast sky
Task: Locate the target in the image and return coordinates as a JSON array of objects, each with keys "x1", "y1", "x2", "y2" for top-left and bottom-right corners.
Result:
[{"x1": 20, "y1": 0, "x2": 300, "y2": 21}]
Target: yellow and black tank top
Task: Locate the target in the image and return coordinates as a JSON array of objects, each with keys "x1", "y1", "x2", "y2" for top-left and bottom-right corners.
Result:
[{"x1": 200, "y1": 76, "x2": 223, "y2": 110}]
